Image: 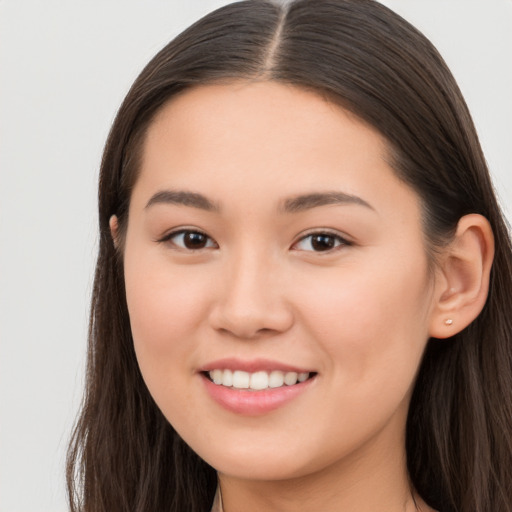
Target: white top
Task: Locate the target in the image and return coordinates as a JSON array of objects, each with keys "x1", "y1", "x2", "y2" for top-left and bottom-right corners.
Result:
[{"x1": 210, "y1": 487, "x2": 223, "y2": 512}]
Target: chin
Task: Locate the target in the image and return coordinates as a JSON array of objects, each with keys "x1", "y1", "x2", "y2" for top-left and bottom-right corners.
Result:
[
  {"x1": 208, "y1": 454, "x2": 311, "y2": 481},
  {"x1": 190, "y1": 436, "x2": 339, "y2": 482}
]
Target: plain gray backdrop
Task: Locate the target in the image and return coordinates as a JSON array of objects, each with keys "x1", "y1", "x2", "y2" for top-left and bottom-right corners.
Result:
[{"x1": 1, "y1": 1, "x2": 511, "y2": 510}]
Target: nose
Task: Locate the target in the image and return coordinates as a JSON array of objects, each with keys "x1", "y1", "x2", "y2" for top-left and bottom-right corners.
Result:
[{"x1": 208, "y1": 249, "x2": 294, "y2": 340}]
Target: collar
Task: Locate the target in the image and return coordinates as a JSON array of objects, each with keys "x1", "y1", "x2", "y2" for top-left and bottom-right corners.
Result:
[{"x1": 210, "y1": 486, "x2": 223, "y2": 512}]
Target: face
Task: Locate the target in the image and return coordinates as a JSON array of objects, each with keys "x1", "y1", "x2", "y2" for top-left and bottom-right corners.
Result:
[{"x1": 122, "y1": 81, "x2": 437, "y2": 482}]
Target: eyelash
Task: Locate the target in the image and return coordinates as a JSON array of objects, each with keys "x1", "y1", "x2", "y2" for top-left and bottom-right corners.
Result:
[
  {"x1": 158, "y1": 229, "x2": 218, "y2": 250},
  {"x1": 158, "y1": 228, "x2": 352, "y2": 253},
  {"x1": 292, "y1": 230, "x2": 352, "y2": 253}
]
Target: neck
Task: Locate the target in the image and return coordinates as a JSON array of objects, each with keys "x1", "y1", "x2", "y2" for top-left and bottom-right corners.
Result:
[{"x1": 217, "y1": 422, "x2": 429, "y2": 512}]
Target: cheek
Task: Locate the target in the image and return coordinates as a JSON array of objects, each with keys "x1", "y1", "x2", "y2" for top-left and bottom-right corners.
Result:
[
  {"x1": 293, "y1": 253, "x2": 432, "y2": 381},
  {"x1": 123, "y1": 248, "x2": 212, "y2": 387}
]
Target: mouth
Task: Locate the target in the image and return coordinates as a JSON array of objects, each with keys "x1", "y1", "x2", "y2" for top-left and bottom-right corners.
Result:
[
  {"x1": 199, "y1": 361, "x2": 317, "y2": 415},
  {"x1": 203, "y1": 369, "x2": 317, "y2": 391}
]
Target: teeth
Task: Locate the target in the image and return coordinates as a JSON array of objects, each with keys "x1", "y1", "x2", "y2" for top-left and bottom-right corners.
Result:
[
  {"x1": 211, "y1": 369, "x2": 223, "y2": 385},
  {"x1": 298, "y1": 372, "x2": 309, "y2": 382},
  {"x1": 222, "y1": 369, "x2": 233, "y2": 387},
  {"x1": 232, "y1": 370, "x2": 250, "y2": 389},
  {"x1": 284, "y1": 371, "x2": 298, "y2": 385},
  {"x1": 250, "y1": 371, "x2": 268, "y2": 390},
  {"x1": 268, "y1": 370, "x2": 284, "y2": 388},
  {"x1": 208, "y1": 369, "x2": 311, "y2": 390}
]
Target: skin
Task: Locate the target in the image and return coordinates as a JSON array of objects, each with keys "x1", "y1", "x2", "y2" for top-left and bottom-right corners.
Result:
[{"x1": 113, "y1": 81, "x2": 493, "y2": 511}]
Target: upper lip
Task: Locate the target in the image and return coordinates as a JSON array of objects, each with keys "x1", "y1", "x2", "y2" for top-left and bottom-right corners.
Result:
[{"x1": 198, "y1": 357, "x2": 315, "y2": 374}]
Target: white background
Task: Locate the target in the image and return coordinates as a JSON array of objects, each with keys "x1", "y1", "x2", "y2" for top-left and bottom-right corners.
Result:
[{"x1": 1, "y1": 1, "x2": 511, "y2": 511}]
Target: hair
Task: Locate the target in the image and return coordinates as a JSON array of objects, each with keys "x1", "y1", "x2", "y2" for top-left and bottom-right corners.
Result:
[{"x1": 67, "y1": 1, "x2": 512, "y2": 511}]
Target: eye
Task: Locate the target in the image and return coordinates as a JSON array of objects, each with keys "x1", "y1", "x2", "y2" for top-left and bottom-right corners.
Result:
[
  {"x1": 293, "y1": 231, "x2": 350, "y2": 252},
  {"x1": 160, "y1": 229, "x2": 217, "y2": 250}
]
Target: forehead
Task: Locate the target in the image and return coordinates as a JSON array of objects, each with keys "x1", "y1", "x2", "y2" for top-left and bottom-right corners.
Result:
[
  {"x1": 133, "y1": 81, "x2": 420, "y2": 222},
  {"x1": 147, "y1": 81, "x2": 387, "y2": 158}
]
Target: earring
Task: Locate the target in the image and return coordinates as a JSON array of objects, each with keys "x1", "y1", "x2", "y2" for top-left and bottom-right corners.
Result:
[{"x1": 444, "y1": 319, "x2": 453, "y2": 326}]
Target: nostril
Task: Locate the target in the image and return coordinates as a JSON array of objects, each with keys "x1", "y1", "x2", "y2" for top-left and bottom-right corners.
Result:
[
  {"x1": 208, "y1": 286, "x2": 294, "y2": 339},
  {"x1": 215, "y1": 325, "x2": 283, "y2": 341}
]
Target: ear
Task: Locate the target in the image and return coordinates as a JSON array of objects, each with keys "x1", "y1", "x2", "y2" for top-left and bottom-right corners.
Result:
[
  {"x1": 429, "y1": 214, "x2": 494, "y2": 339},
  {"x1": 109, "y1": 215, "x2": 120, "y2": 249}
]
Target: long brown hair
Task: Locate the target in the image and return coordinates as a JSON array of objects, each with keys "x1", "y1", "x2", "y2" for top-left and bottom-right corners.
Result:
[{"x1": 67, "y1": 1, "x2": 512, "y2": 511}]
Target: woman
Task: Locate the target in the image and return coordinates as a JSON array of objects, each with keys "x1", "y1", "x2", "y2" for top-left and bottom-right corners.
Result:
[{"x1": 67, "y1": 1, "x2": 512, "y2": 511}]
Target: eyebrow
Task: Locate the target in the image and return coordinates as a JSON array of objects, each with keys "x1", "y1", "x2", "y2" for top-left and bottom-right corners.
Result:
[
  {"x1": 145, "y1": 190, "x2": 220, "y2": 212},
  {"x1": 281, "y1": 191, "x2": 375, "y2": 213},
  {"x1": 145, "y1": 189, "x2": 374, "y2": 214}
]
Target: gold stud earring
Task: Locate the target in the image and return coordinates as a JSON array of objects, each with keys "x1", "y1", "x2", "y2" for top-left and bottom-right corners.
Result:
[{"x1": 444, "y1": 319, "x2": 453, "y2": 326}]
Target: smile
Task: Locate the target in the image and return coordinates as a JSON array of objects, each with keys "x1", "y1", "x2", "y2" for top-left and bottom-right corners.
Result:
[
  {"x1": 199, "y1": 359, "x2": 317, "y2": 415},
  {"x1": 207, "y1": 369, "x2": 311, "y2": 390}
]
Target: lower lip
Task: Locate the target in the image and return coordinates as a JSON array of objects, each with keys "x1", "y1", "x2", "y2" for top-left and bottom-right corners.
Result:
[{"x1": 201, "y1": 374, "x2": 315, "y2": 416}]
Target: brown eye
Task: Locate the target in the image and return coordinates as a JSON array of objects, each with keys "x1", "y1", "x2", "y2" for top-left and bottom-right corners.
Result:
[
  {"x1": 183, "y1": 231, "x2": 208, "y2": 249},
  {"x1": 293, "y1": 232, "x2": 349, "y2": 252},
  {"x1": 164, "y1": 230, "x2": 217, "y2": 250},
  {"x1": 311, "y1": 234, "x2": 337, "y2": 251}
]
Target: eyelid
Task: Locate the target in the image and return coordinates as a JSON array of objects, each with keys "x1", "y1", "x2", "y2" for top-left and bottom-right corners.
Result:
[{"x1": 155, "y1": 226, "x2": 351, "y2": 253}]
